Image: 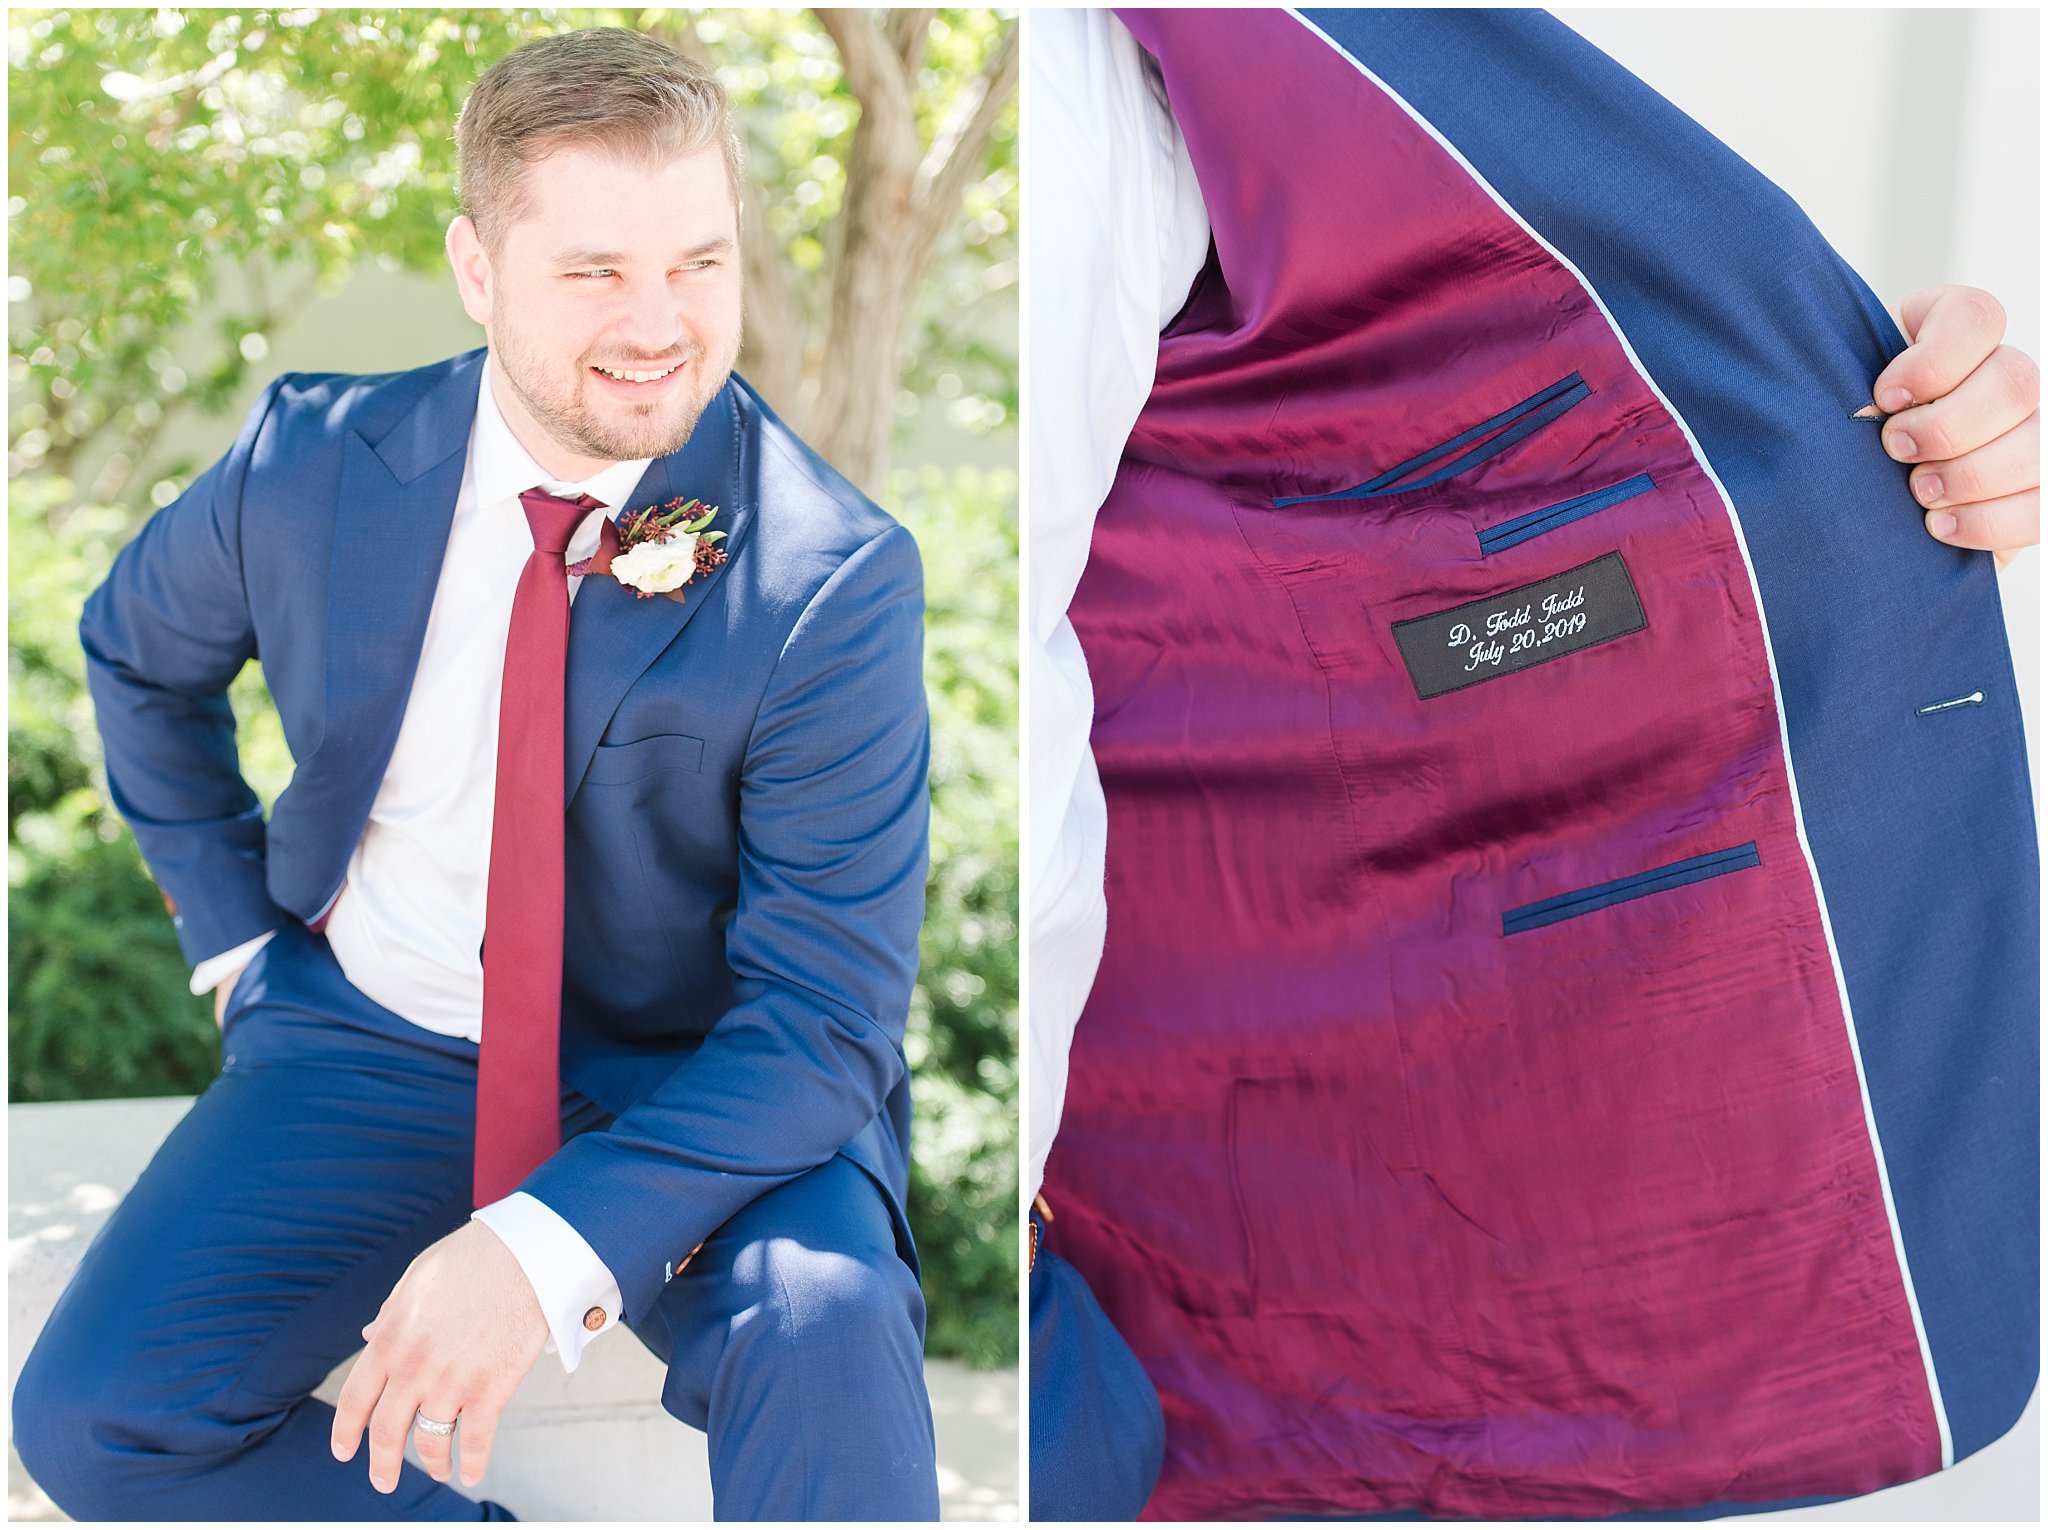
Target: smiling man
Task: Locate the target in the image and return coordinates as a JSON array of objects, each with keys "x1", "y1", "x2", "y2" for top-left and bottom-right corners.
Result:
[{"x1": 11, "y1": 27, "x2": 939, "y2": 1522}]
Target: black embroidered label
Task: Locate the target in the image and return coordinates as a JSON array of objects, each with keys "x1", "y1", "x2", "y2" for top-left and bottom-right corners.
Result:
[{"x1": 1391, "y1": 550, "x2": 1647, "y2": 699}]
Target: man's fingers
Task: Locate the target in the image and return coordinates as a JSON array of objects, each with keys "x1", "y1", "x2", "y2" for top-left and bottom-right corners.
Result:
[
  {"x1": 330, "y1": 1348, "x2": 389, "y2": 1462},
  {"x1": 1884, "y1": 345, "x2": 2040, "y2": 464},
  {"x1": 1909, "y1": 410, "x2": 2041, "y2": 512},
  {"x1": 1877, "y1": 285, "x2": 2007, "y2": 411},
  {"x1": 332, "y1": 1224, "x2": 551, "y2": 1494},
  {"x1": 365, "y1": 1383, "x2": 420, "y2": 1494},
  {"x1": 1893, "y1": 285, "x2": 1967, "y2": 346},
  {"x1": 213, "y1": 958, "x2": 254, "y2": 1031},
  {"x1": 1923, "y1": 487, "x2": 2038, "y2": 560},
  {"x1": 456, "y1": 1396, "x2": 503, "y2": 1489},
  {"x1": 412, "y1": 1397, "x2": 462, "y2": 1483}
]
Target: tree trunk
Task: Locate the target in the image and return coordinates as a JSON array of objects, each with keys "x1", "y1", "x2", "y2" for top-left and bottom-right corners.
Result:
[
  {"x1": 809, "y1": 9, "x2": 1018, "y2": 495},
  {"x1": 651, "y1": 15, "x2": 807, "y2": 421},
  {"x1": 653, "y1": 10, "x2": 1017, "y2": 496},
  {"x1": 733, "y1": 188, "x2": 806, "y2": 419}
]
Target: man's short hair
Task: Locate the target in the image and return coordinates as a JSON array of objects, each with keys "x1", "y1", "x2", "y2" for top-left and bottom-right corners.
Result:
[{"x1": 455, "y1": 26, "x2": 745, "y2": 258}]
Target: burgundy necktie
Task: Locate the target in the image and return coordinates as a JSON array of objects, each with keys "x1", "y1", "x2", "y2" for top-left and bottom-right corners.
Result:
[{"x1": 472, "y1": 485, "x2": 605, "y2": 1207}]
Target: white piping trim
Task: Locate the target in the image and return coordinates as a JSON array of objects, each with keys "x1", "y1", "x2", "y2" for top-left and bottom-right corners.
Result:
[{"x1": 1283, "y1": 7, "x2": 1955, "y2": 1470}]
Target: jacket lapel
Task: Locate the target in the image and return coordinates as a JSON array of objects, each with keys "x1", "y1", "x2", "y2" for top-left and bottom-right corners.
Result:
[
  {"x1": 562, "y1": 379, "x2": 751, "y2": 805},
  {"x1": 309, "y1": 352, "x2": 753, "y2": 900},
  {"x1": 307, "y1": 352, "x2": 482, "y2": 883}
]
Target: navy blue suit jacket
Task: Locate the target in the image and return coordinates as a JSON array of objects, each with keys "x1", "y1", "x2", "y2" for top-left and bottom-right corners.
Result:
[{"x1": 78, "y1": 344, "x2": 930, "y2": 1323}]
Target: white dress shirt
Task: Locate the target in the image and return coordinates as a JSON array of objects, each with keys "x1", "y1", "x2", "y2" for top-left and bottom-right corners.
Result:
[
  {"x1": 1024, "y1": 10, "x2": 1211, "y2": 1202},
  {"x1": 191, "y1": 349, "x2": 650, "y2": 1371}
]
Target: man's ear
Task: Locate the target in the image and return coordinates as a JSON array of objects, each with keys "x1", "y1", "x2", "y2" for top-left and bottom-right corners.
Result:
[{"x1": 447, "y1": 215, "x2": 493, "y2": 329}]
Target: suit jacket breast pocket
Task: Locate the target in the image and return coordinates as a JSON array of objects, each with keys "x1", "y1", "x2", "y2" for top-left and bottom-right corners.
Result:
[{"x1": 586, "y1": 731, "x2": 707, "y2": 786}]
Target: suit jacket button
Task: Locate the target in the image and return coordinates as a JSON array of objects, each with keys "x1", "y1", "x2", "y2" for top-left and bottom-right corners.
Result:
[{"x1": 582, "y1": 1306, "x2": 606, "y2": 1332}]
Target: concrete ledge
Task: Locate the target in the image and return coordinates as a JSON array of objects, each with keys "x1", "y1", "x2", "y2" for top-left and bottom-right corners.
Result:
[{"x1": 7, "y1": 1097, "x2": 1017, "y2": 1522}]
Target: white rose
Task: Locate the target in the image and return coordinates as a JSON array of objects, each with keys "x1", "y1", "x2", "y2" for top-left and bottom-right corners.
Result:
[{"x1": 610, "y1": 532, "x2": 700, "y2": 593}]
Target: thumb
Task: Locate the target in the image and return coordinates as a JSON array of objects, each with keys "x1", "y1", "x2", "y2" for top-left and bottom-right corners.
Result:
[{"x1": 1895, "y1": 285, "x2": 1947, "y2": 346}]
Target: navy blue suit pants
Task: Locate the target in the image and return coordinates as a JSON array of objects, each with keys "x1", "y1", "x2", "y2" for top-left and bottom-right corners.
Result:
[{"x1": 11, "y1": 922, "x2": 940, "y2": 1521}]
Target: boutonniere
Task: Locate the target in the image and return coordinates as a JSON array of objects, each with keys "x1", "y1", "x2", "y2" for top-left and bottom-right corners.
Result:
[{"x1": 568, "y1": 495, "x2": 728, "y2": 603}]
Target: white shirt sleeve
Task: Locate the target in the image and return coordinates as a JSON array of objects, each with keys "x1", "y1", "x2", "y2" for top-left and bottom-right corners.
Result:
[
  {"x1": 189, "y1": 928, "x2": 278, "y2": 997},
  {"x1": 1025, "y1": 9, "x2": 1212, "y2": 1202},
  {"x1": 470, "y1": 1190, "x2": 624, "y2": 1373}
]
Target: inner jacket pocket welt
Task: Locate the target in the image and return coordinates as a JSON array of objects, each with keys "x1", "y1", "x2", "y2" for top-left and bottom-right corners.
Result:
[
  {"x1": 1274, "y1": 370, "x2": 1591, "y2": 506},
  {"x1": 1478, "y1": 472, "x2": 1656, "y2": 555},
  {"x1": 1502, "y1": 842, "x2": 1761, "y2": 935}
]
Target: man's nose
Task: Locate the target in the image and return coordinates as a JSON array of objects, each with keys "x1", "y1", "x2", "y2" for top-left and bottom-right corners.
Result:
[{"x1": 612, "y1": 273, "x2": 687, "y2": 357}]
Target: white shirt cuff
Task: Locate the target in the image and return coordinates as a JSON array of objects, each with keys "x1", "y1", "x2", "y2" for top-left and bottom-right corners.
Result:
[
  {"x1": 189, "y1": 928, "x2": 278, "y2": 997},
  {"x1": 470, "y1": 1190, "x2": 624, "y2": 1374}
]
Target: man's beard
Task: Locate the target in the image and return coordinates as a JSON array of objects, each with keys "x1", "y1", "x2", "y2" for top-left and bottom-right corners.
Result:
[{"x1": 495, "y1": 316, "x2": 741, "y2": 466}]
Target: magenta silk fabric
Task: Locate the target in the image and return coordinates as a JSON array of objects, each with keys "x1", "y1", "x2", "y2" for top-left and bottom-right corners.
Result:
[
  {"x1": 1045, "y1": 11, "x2": 1941, "y2": 1521},
  {"x1": 472, "y1": 487, "x2": 605, "y2": 1207}
]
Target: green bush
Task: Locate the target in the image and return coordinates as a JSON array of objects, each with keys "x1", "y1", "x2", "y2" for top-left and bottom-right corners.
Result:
[
  {"x1": 896, "y1": 463, "x2": 1019, "y2": 1367},
  {"x1": 9, "y1": 833, "x2": 222, "y2": 1103}
]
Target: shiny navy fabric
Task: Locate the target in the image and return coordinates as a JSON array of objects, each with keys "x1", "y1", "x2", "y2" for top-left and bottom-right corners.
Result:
[
  {"x1": 10, "y1": 922, "x2": 940, "y2": 1521},
  {"x1": 1303, "y1": 4, "x2": 2038, "y2": 1468},
  {"x1": 1029, "y1": 1211, "x2": 1166, "y2": 1521},
  {"x1": 1045, "y1": 6, "x2": 2038, "y2": 1520}
]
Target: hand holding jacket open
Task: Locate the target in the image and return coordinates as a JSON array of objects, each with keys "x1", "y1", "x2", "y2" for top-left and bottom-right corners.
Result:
[{"x1": 1873, "y1": 283, "x2": 2039, "y2": 569}]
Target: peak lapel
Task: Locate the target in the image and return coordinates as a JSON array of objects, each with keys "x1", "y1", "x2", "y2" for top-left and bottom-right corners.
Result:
[{"x1": 563, "y1": 380, "x2": 752, "y2": 807}]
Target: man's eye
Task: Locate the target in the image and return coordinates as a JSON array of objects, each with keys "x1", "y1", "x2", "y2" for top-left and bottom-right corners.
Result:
[{"x1": 570, "y1": 269, "x2": 615, "y2": 280}]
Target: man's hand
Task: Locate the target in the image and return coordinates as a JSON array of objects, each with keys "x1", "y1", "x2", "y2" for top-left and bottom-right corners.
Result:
[
  {"x1": 213, "y1": 962, "x2": 249, "y2": 1030},
  {"x1": 1870, "y1": 284, "x2": 2040, "y2": 570},
  {"x1": 330, "y1": 1220, "x2": 549, "y2": 1493}
]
